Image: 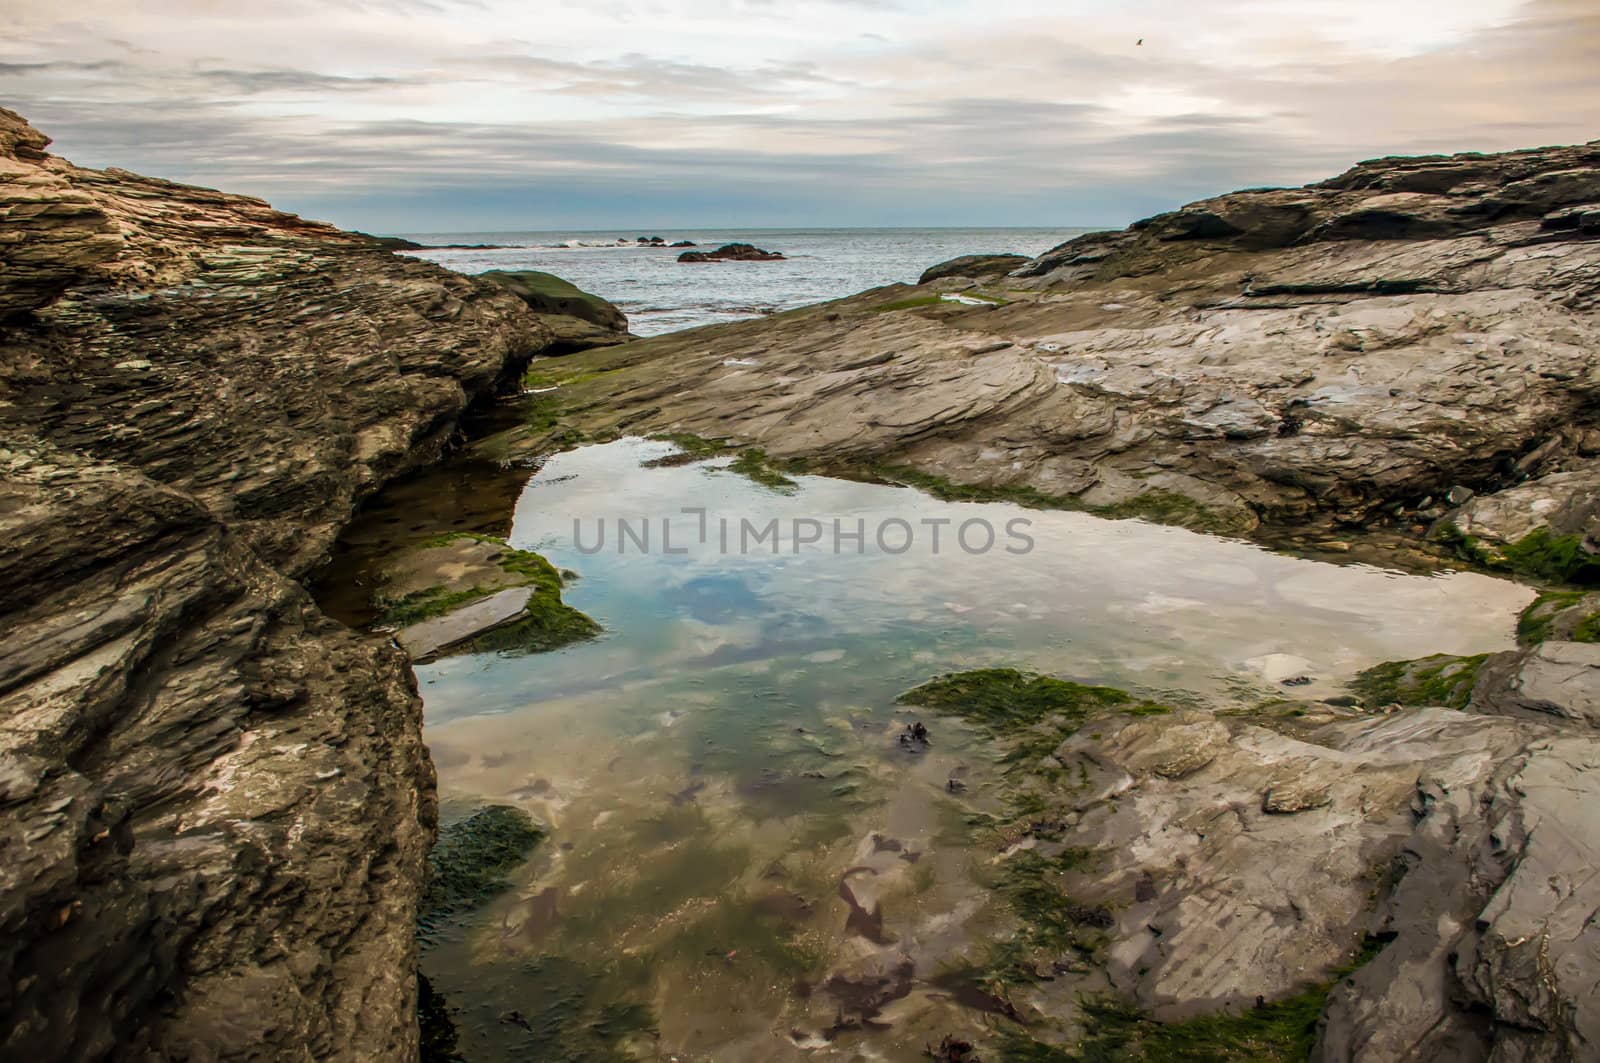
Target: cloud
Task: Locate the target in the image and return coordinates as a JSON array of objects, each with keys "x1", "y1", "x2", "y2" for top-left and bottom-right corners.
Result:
[{"x1": 0, "y1": 0, "x2": 1594, "y2": 230}]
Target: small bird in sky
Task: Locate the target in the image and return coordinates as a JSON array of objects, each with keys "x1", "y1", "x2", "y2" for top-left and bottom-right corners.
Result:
[{"x1": 1137, "y1": 38, "x2": 1144, "y2": 45}]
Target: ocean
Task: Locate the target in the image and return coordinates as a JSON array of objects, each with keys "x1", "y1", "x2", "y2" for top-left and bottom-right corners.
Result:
[{"x1": 394, "y1": 227, "x2": 1091, "y2": 335}]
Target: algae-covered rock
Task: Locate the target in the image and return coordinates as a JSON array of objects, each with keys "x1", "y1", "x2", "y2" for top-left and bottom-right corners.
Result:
[
  {"x1": 478, "y1": 269, "x2": 634, "y2": 354},
  {"x1": 421, "y1": 805, "x2": 544, "y2": 929},
  {"x1": 1350, "y1": 653, "x2": 1490, "y2": 709},
  {"x1": 375, "y1": 532, "x2": 599, "y2": 659}
]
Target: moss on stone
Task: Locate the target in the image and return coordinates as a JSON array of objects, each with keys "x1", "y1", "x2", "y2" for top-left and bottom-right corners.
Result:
[
  {"x1": 857, "y1": 463, "x2": 1250, "y2": 535},
  {"x1": 870, "y1": 294, "x2": 944, "y2": 312},
  {"x1": 420, "y1": 805, "x2": 543, "y2": 931},
  {"x1": 1438, "y1": 525, "x2": 1600, "y2": 586},
  {"x1": 727, "y1": 448, "x2": 800, "y2": 491},
  {"x1": 376, "y1": 584, "x2": 501, "y2": 627},
  {"x1": 376, "y1": 533, "x2": 599, "y2": 653},
  {"x1": 898, "y1": 668, "x2": 1153, "y2": 735},
  {"x1": 1350, "y1": 653, "x2": 1488, "y2": 709},
  {"x1": 1518, "y1": 590, "x2": 1587, "y2": 644},
  {"x1": 1500, "y1": 529, "x2": 1600, "y2": 585}
]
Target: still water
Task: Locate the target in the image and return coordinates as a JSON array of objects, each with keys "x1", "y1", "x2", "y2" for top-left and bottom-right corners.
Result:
[{"x1": 413, "y1": 439, "x2": 1528, "y2": 1061}]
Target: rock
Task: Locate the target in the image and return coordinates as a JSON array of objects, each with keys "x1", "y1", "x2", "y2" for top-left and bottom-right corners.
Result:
[
  {"x1": 359, "y1": 233, "x2": 425, "y2": 251},
  {"x1": 373, "y1": 533, "x2": 598, "y2": 660},
  {"x1": 1434, "y1": 466, "x2": 1600, "y2": 583},
  {"x1": 918, "y1": 253, "x2": 1029, "y2": 285},
  {"x1": 678, "y1": 242, "x2": 786, "y2": 263},
  {"x1": 1475, "y1": 641, "x2": 1600, "y2": 729},
  {"x1": 395, "y1": 587, "x2": 533, "y2": 660},
  {"x1": 0, "y1": 110, "x2": 550, "y2": 1059},
  {"x1": 1046, "y1": 705, "x2": 1599, "y2": 1059},
  {"x1": 1317, "y1": 732, "x2": 1600, "y2": 1062},
  {"x1": 476, "y1": 269, "x2": 634, "y2": 354},
  {"x1": 547, "y1": 139, "x2": 1600, "y2": 546},
  {"x1": 670, "y1": 240, "x2": 697, "y2": 248}
]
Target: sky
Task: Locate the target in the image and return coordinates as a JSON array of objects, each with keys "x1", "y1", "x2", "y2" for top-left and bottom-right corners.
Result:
[{"x1": 2, "y1": 0, "x2": 1596, "y2": 232}]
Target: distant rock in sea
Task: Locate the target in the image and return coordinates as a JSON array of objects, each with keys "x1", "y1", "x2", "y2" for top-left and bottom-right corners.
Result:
[
  {"x1": 361, "y1": 233, "x2": 511, "y2": 251},
  {"x1": 678, "y1": 242, "x2": 786, "y2": 263}
]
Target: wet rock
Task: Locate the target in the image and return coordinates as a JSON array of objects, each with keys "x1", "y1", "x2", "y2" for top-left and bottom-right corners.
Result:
[
  {"x1": 1474, "y1": 641, "x2": 1600, "y2": 729},
  {"x1": 678, "y1": 242, "x2": 786, "y2": 263}
]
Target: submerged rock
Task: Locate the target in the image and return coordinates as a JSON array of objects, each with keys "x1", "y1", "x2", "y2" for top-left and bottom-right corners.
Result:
[{"x1": 900, "y1": 668, "x2": 1600, "y2": 1060}]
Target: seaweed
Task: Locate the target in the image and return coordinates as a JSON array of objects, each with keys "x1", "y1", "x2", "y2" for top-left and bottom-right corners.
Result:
[
  {"x1": 897, "y1": 668, "x2": 1149, "y2": 736},
  {"x1": 420, "y1": 805, "x2": 544, "y2": 931},
  {"x1": 1350, "y1": 653, "x2": 1488, "y2": 709}
]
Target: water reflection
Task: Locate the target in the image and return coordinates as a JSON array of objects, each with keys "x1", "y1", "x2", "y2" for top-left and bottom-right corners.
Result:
[{"x1": 415, "y1": 438, "x2": 1530, "y2": 1060}]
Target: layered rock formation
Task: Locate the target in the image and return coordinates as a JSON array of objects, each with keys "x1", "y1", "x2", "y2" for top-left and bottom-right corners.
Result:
[
  {"x1": 548, "y1": 140, "x2": 1600, "y2": 567},
  {"x1": 0, "y1": 108, "x2": 554, "y2": 1059}
]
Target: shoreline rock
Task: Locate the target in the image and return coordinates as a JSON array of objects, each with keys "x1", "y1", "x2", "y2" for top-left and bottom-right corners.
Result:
[
  {"x1": 546, "y1": 138, "x2": 1600, "y2": 564},
  {"x1": 0, "y1": 107, "x2": 569, "y2": 1060},
  {"x1": 477, "y1": 269, "x2": 636, "y2": 354}
]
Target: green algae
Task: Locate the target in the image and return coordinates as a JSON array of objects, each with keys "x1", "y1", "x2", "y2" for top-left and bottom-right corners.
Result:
[
  {"x1": 1000, "y1": 936, "x2": 1390, "y2": 1062},
  {"x1": 1438, "y1": 525, "x2": 1600, "y2": 586},
  {"x1": 1516, "y1": 590, "x2": 1600, "y2": 645},
  {"x1": 857, "y1": 464, "x2": 1250, "y2": 535},
  {"x1": 377, "y1": 584, "x2": 502, "y2": 627},
  {"x1": 375, "y1": 533, "x2": 600, "y2": 653},
  {"x1": 870, "y1": 294, "x2": 944, "y2": 312},
  {"x1": 1350, "y1": 653, "x2": 1489, "y2": 709},
  {"x1": 421, "y1": 805, "x2": 544, "y2": 931},
  {"x1": 727, "y1": 448, "x2": 800, "y2": 491},
  {"x1": 898, "y1": 668, "x2": 1155, "y2": 735}
]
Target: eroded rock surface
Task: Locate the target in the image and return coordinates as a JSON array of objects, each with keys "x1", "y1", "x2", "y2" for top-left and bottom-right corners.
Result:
[
  {"x1": 546, "y1": 140, "x2": 1600, "y2": 546},
  {"x1": 0, "y1": 109, "x2": 551, "y2": 1059}
]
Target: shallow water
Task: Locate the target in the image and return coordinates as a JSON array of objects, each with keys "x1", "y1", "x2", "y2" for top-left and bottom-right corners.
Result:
[{"x1": 404, "y1": 439, "x2": 1531, "y2": 1061}]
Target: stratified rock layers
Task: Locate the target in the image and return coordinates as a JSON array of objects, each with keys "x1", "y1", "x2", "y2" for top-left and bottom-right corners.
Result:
[
  {"x1": 554, "y1": 140, "x2": 1600, "y2": 553},
  {"x1": 0, "y1": 108, "x2": 544, "y2": 1059}
]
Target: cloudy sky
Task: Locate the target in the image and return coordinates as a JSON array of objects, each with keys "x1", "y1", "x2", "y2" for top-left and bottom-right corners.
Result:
[{"x1": 2, "y1": 0, "x2": 1595, "y2": 232}]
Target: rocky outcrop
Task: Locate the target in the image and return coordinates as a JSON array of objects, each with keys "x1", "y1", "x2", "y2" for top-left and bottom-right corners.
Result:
[
  {"x1": 917, "y1": 252, "x2": 1028, "y2": 285},
  {"x1": 897, "y1": 665, "x2": 1600, "y2": 1061},
  {"x1": 548, "y1": 139, "x2": 1600, "y2": 547},
  {"x1": 0, "y1": 109, "x2": 553, "y2": 1059},
  {"x1": 477, "y1": 269, "x2": 634, "y2": 354},
  {"x1": 1047, "y1": 706, "x2": 1598, "y2": 1062},
  {"x1": 677, "y1": 242, "x2": 785, "y2": 263}
]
